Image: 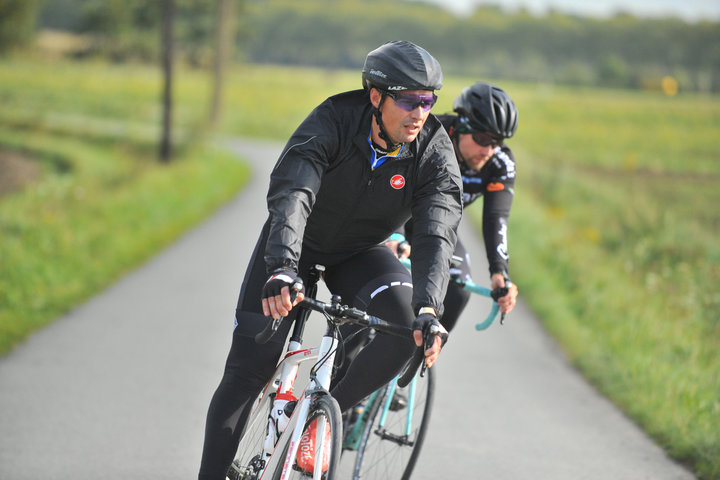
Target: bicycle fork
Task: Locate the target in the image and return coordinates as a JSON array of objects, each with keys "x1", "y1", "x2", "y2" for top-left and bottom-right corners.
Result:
[{"x1": 263, "y1": 333, "x2": 339, "y2": 479}]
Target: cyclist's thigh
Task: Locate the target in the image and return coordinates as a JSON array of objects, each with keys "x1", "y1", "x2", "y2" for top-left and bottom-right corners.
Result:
[
  {"x1": 324, "y1": 244, "x2": 413, "y2": 322},
  {"x1": 230, "y1": 217, "x2": 297, "y2": 388},
  {"x1": 325, "y1": 247, "x2": 417, "y2": 411},
  {"x1": 234, "y1": 218, "x2": 306, "y2": 341},
  {"x1": 235, "y1": 217, "x2": 272, "y2": 315}
]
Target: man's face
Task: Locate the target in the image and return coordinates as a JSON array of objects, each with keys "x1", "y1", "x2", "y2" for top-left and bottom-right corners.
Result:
[
  {"x1": 371, "y1": 89, "x2": 436, "y2": 147},
  {"x1": 456, "y1": 131, "x2": 502, "y2": 170}
]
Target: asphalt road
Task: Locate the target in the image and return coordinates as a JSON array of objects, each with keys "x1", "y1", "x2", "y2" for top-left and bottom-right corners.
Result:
[{"x1": 0, "y1": 137, "x2": 696, "y2": 480}]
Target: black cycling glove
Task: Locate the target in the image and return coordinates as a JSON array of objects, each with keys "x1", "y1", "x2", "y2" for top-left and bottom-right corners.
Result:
[
  {"x1": 262, "y1": 268, "x2": 304, "y2": 301},
  {"x1": 412, "y1": 312, "x2": 449, "y2": 347},
  {"x1": 490, "y1": 274, "x2": 512, "y2": 300}
]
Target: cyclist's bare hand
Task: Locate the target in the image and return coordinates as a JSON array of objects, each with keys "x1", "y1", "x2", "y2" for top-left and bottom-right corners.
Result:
[
  {"x1": 261, "y1": 270, "x2": 305, "y2": 319},
  {"x1": 491, "y1": 273, "x2": 518, "y2": 315}
]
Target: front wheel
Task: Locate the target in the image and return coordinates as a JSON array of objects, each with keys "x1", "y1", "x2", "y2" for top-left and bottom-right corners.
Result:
[
  {"x1": 227, "y1": 389, "x2": 276, "y2": 480},
  {"x1": 272, "y1": 394, "x2": 343, "y2": 480},
  {"x1": 352, "y1": 367, "x2": 434, "y2": 480}
]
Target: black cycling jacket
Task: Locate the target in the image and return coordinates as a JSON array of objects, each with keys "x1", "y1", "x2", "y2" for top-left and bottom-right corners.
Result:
[
  {"x1": 438, "y1": 114, "x2": 516, "y2": 277},
  {"x1": 265, "y1": 89, "x2": 463, "y2": 314}
]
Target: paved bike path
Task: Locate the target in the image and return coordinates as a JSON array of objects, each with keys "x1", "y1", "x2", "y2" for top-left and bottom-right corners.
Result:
[{"x1": 0, "y1": 138, "x2": 694, "y2": 479}]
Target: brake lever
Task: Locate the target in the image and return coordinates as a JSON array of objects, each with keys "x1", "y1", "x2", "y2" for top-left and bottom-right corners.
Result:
[{"x1": 490, "y1": 286, "x2": 509, "y2": 325}]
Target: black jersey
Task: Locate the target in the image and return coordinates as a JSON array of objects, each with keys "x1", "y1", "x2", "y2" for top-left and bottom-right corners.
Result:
[
  {"x1": 265, "y1": 90, "x2": 463, "y2": 313},
  {"x1": 437, "y1": 115, "x2": 516, "y2": 276}
]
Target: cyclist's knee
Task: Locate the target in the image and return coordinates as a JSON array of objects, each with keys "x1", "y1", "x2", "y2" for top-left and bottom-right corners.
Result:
[
  {"x1": 222, "y1": 326, "x2": 284, "y2": 390},
  {"x1": 366, "y1": 282, "x2": 414, "y2": 328}
]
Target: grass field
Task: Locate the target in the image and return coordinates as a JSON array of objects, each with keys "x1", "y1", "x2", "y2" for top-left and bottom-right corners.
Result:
[
  {"x1": 0, "y1": 57, "x2": 250, "y2": 355},
  {"x1": 0, "y1": 56, "x2": 718, "y2": 478},
  {"x1": 481, "y1": 84, "x2": 720, "y2": 479}
]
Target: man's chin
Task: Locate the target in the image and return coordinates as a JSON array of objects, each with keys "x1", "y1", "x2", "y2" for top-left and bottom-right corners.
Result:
[
  {"x1": 467, "y1": 158, "x2": 488, "y2": 170},
  {"x1": 391, "y1": 134, "x2": 416, "y2": 145}
]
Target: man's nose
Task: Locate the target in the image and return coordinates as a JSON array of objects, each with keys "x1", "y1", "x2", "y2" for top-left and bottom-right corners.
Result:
[
  {"x1": 409, "y1": 106, "x2": 425, "y2": 119},
  {"x1": 478, "y1": 144, "x2": 494, "y2": 155}
]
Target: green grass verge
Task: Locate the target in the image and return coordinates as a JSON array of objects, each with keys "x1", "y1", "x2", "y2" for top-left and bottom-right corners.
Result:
[
  {"x1": 466, "y1": 85, "x2": 719, "y2": 478},
  {"x1": 0, "y1": 125, "x2": 249, "y2": 355}
]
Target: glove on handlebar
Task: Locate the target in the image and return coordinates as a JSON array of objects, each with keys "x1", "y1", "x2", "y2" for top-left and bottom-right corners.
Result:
[
  {"x1": 490, "y1": 274, "x2": 512, "y2": 302},
  {"x1": 490, "y1": 287, "x2": 509, "y2": 302},
  {"x1": 412, "y1": 312, "x2": 448, "y2": 348},
  {"x1": 262, "y1": 268, "x2": 305, "y2": 302},
  {"x1": 396, "y1": 240, "x2": 411, "y2": 257}
]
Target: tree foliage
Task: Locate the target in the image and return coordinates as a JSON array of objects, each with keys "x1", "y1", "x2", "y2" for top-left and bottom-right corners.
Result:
[
  {"x1": 239, "y1": 0, "x2": 720, "y2": 92},
  {"x1": 0, "y1": 0, "x2": 44, "y2": 53},
  {"x1": 35, "y1": 0, "x2": 720, "y2": 92},
  {"x1": 48, "y1": 0, "x2": 219, "y2": 65}
]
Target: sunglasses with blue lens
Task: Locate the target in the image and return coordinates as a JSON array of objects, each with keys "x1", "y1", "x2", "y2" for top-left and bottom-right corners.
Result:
[{"x1": 384, "y1": 91, "x2": 438, "y2": 112}]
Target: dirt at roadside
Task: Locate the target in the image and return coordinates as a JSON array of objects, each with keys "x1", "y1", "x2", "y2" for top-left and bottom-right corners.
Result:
[{"x1": 0, "y1": 150, "x2": 42, "y2": 197}]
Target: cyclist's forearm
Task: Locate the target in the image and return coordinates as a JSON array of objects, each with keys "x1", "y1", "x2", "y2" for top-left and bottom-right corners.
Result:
[
  {"x1": 482, "y1": 190, "x2": 513, "y2": 277},
  {"x1": 265, "y1": 190, "x2": 314, "y2": 272},
  {"x1": 408, "y1": 225, "x2": 458, "y2": 315}
]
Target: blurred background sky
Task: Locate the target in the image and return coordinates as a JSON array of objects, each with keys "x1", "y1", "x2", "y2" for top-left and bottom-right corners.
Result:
[{"x1": 425, "y1": 0, "x2": 720, "y2": 21}]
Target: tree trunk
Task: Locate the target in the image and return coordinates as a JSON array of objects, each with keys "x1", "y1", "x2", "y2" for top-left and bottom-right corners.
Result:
[
  {"x1": 209, "y1": 0, "x2": 236, "y2": 128},
  {"x1": 159, "y1": 0, "x2": 175, "y2": 163}
]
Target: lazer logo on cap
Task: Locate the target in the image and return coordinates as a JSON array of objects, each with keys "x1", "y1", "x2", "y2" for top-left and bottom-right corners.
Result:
[{"x1": 390, "y1": 175, "x2": 406, "y2": 189}]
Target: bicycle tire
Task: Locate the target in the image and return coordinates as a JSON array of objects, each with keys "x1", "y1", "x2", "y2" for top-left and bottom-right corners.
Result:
[
  {"x1": 271, "y1": 393, "x2": 343, "y2": 480},
  {"x1": 352, "y1": 368, "x2": 434, "y2": 480},
  {"x1": 227, "y1": 389, "x2": 276, "y2": 480}
]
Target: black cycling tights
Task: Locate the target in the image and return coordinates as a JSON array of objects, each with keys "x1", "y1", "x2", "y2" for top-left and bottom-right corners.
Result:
[
  {"x1": 438, "y1": 237, "x2": 472, "y2": 332},
  {"x1": 329, "y1": 283, "x2": 416, "y2": 411},
  {"x1": 198, "y1": 331, "x2": 284, "y2": 480},
  {"x1": 198, "y1": 244, "x2": 416, "y2": 480}
]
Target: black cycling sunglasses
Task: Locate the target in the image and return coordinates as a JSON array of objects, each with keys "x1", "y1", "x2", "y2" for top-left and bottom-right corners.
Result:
[
  {"x1": 471, "y1": 131, "x2": 503, "y2": 147},
  {"x1": 383, "y1": 91, "x2": 438, "y2": 113},
  {"x1": 456, "y1": 116, "x2": 503, "y2": 147}
]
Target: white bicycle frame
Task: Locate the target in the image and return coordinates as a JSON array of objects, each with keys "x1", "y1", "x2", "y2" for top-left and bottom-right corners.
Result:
[
  {"x1": 252, "y1": 331, "x2": 339, "y2": 479},
  {"x1": 232, "y1": 270, "x2": 417, "y2": 480}
]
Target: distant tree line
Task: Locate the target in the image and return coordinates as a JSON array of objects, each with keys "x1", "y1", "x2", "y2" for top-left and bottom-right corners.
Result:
[
  {"x1": 238, "y1": 0, "x2": 719, "y2": 93},
  {"x1": 0, "y1": 0, "x2": 44, "y2": 51},
  {"x1": 34, "y1": 0, "x2": 223, "y2": 66},
  {"x1": 6, "y1": 0, "x2": 719, "y2": 93}
]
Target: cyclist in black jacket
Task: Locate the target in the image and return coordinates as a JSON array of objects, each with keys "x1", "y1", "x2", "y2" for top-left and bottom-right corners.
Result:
[
  {"x1": 388, "y1": 82, "x2": 519, "y2": 332},
  {"x1": 198, "y1": 41, "x2": 462, "y2": 480}
]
